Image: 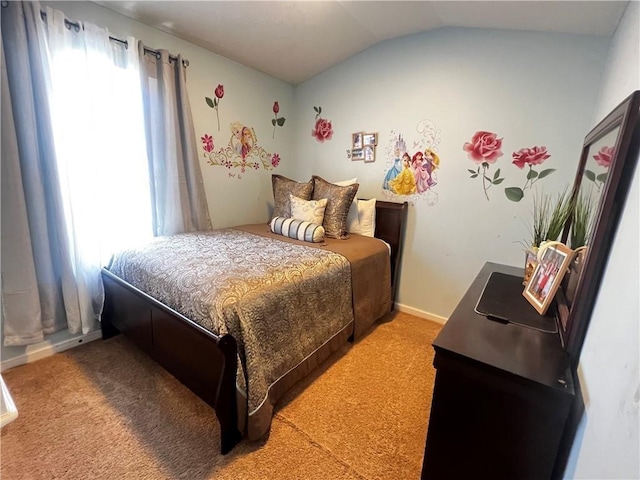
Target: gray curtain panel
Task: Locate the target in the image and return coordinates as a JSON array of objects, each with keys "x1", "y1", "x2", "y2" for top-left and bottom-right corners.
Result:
[
  {"x1": 139, "y1": 45, "x2": 212, "y2": 236},
  {"x1": 1, "y1": 2, "x2": 83, "y2": 346}
]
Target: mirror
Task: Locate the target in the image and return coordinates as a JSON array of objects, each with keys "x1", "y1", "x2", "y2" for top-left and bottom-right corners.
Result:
[{"x1": 557, "y1": 90, "x2": 640, "y2": 366}]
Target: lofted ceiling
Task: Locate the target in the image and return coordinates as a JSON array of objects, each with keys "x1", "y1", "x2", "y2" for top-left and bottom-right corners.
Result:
[{"x1": 93, "y1": 1, "x2": 629, "y2": 85}]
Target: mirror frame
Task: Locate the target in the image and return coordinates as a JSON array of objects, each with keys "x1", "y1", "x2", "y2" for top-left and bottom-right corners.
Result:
[{"x1": 558, "y1": 90, "x2": 640, "y2": 367}]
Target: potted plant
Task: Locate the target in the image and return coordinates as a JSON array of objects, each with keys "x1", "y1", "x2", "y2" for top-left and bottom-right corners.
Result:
[{"x1": 522, "y1": 188, "x2": 572, "y2": 284}]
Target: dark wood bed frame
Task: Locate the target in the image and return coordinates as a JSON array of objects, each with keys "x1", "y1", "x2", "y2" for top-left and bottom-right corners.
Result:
[{"x1": 101, "y1": 200, "x2": 408, "y2": 454}]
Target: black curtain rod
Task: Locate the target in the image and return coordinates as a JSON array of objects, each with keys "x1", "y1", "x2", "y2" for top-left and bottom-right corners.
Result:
[{"x1": 0, "y1": 3, "x2": 190, "y2": 67}]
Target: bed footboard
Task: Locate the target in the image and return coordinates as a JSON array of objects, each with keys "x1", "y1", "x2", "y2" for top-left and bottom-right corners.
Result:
[{"x1": 101, "y1": 269, "x2": 242, "y2": 454}]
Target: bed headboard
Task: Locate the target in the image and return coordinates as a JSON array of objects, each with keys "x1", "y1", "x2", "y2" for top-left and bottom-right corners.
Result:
[{"x1": 374, "y1": 200, "x2": 408, "y2": 306}]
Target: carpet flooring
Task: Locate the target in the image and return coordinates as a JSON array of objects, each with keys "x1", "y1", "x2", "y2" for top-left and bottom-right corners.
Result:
[{"x1": 0, "y1": 311, "x2": 441, "y2": 480}]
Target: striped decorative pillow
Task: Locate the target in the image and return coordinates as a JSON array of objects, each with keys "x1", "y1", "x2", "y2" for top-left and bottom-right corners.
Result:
[{"x1": 270, "y1": 216, "x2": 325, "y2": 243}]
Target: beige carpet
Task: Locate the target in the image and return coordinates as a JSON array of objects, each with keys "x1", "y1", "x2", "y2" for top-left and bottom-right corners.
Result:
[{"x1": 1, "y1": 311, "x2": 441, "y2": 480}]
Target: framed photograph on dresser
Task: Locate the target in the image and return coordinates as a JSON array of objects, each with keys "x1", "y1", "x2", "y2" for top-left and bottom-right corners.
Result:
[{"x1": 523, "y1": 243, "x2": 574, "y2": 315}]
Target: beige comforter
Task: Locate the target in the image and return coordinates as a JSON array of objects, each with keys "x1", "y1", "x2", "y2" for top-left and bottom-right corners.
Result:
[{"x1": 107, "y1": 225, "x2": 391, "y2": 439}]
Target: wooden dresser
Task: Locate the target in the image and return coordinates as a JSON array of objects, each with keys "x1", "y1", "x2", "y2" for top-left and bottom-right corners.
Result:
[{"x1": 421, "y1": 262, "x2": 576, "y2": 480}]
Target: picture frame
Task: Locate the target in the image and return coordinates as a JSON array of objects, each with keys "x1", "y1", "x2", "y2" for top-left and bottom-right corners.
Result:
[
  {"x1": 363, "y1": 145, "x2": 375, "y2": 163},
  {"x1": 351, "y1": 148, "x2": 364, "y2": 160},
  {"x1": 352, "y1": 132, "x2": 363, "y2": 149},
  {"x1": 363, "y1": 132, "x2": 378, "y2": 147},
  {"x1": 523, "y1": 243, "x2": 574, "y2": 315}
]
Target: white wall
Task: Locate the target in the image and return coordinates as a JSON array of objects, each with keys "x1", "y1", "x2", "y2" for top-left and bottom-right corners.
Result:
[
  {"x1": 565, "y1": 2, "x2": 640, "y2": 478},
  {"x1": 292, "y1": 27, "x2": 609, "y2": 318}
]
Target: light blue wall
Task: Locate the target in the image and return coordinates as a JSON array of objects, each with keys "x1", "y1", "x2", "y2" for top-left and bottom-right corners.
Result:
[{"x1": 292, "y1": 27, "x2": 609, "y2": 318}]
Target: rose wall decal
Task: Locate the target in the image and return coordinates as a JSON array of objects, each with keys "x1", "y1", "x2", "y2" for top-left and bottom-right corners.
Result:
[
  {"x1": 464, "y1": 132, "x2": 558, "y2": 202},
  {"x1": 205, "y1": 84, "x2": 224, "y2": 132},
  {"x1": 271, "y1": 101, "x2": 286, "y2": 138},
  {"x1": 504, "y1": 146, "x2": 556, "y2": 202},
  {"x1": 311, "y1": 106, "x2": 333, "y2": 143},
  {"x1": 464, "y1": 131, "x2": 505, "y2": 201}
]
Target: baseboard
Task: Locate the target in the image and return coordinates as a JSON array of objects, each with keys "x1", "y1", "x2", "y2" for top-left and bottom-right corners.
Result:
[
  {"x1": 395, "y1": 303, "x2": 448, "y2": 325},
  {"x1": 1, "y1": 330, "x2": 102, "y2": 372},
  {"x1": 0, "y1": 306, "x2": 444, "y2": 371}
]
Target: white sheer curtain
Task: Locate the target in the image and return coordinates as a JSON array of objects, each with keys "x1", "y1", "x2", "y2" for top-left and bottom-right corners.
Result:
[
  {"x1": 2, "y1": 2, "x2": 201, "y2": 345},
  {"x1": 42, "y1": 7, "x2": 152, "y2": 335},
  {"x1": 0, "y1": 2, "x2": 153, "y2": 345}
]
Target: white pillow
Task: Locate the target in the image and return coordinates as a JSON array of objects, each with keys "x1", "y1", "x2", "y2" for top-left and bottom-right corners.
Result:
[
  {"x1": 346, "y1": 201, "x2": 360, "y2": 233},
  {"x1": 357, "y1": 198, "x2": 376, "y2": 237},
  {"x1": 270, "y1": 216, "x2": 325, "y2": 243},
  {"x1": 334, "y1": 177, "x2": 358, "y2": 187},
  {"x1": 290, "y1": 194, "x2": 327, "y2": 225}
]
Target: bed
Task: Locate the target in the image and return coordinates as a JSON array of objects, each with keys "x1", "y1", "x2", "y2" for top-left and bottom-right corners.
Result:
[{"x1": 100, "y1": 198, "x2": 407, "y2": 454}]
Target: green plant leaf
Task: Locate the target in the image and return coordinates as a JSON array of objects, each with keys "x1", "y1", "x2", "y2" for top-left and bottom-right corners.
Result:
[
  {"x1": 527, "y1": 169, "x2": 539, "y2": 180},
  {"x1": 277, "y1": 117, "x2": 286, "y2": 126},
  {"x1": 505, "y1": 187, "x2": 524, "y2": 202},
  {"x1": 470, "y1": 173, "x2": 478, "y2": 178},
  {"x1": 537, "y1": 169, "x2": 556, "y2": 179},
  {"x1": 313, "y1": 106, "x2": 319, "y2": 113},
  {"x1": 596, "y1": 172, "x2": 608, "y2": 183},
  {"x1": 205, "y1": 97, "x2": 214, "y2": 108},
  {"x1": 271, "y1": 119, "x2": 276, "y2": 126},
  {"x1": 494, "y1": 168, "x2": 501, "y2": 179},
  {"x1": 493, "y1": 178, "x2": 505, "y2": 185},
  {"x1": 584, "y1": 170, "x2": 596, "y2": 182},
  {"x1": 467, "y1": 169, "x2": 476, "y2": 174}
]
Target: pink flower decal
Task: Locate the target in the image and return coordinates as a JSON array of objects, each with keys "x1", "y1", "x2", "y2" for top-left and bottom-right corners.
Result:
[
  {"x1": 205, "y1": 84, "x2": 225, "y2": 131},
  {"x1": 201, "y1": 134, "x2": 214, "y2": 153},
  {"x1": 512, "y1": 146, "x2": 550, "y2": 169},
  {"x1": 271, "y1": 153, "x2": 281, "y2": 168},
  {"x1": 593, "y1": 146, "x2": 614, "y2": 168},
  {"x1": 463, "y1": 131, "x2": 504, "y2": 164},
  {"x1": 465, "y1": 131, "x2": 504, "y2": 200},
  {"x1": 504, "y1": 145, "x2": 556, "y2": 202},
  {"x1": 312, "y1": 118, "x2": 333, "y2": 143},
  {"x1": 311, "y1": 106, "x2": 333, "y2": 143},
  {"x1": 271, "y1": 101, "x2": 286, "y2": 138},
  {"x1": 584, "y1": 145, "x2": 614, "y2": 191}
]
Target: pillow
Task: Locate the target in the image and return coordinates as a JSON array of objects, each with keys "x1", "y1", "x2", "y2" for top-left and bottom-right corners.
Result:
[
  {"x1": 290, "y1": 194, "x2": 327, "y2": 225},
  {"x1": 357, "y1": 198, "x2": 377, "y2": 237},
  {"x1": 334, "y1": 178, "x2": 358, "y2": 187},
  {"x1": 271, "y1": 174, "x2": 314, "y2": 220},
  {"x1": 311, "y1": 175, "x2": 359, "y2": 239},
  {"x1": 347, "y1": 198, "x2": 377, "y2": 237},
  {"x1": 270, "y1": 216, "x2": 325, "y2": 243},
  {"x1": 333, "y1": 178, "x2": 360, "y2": 233}
]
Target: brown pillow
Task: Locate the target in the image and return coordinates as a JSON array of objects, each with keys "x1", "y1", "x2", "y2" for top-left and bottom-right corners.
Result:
[
  {"x1": 271, "y1": 174, "x2": 314, "y2": 220},
  {"x1": 311, "y1": 175, "x2": 359, "y2": 239}
]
